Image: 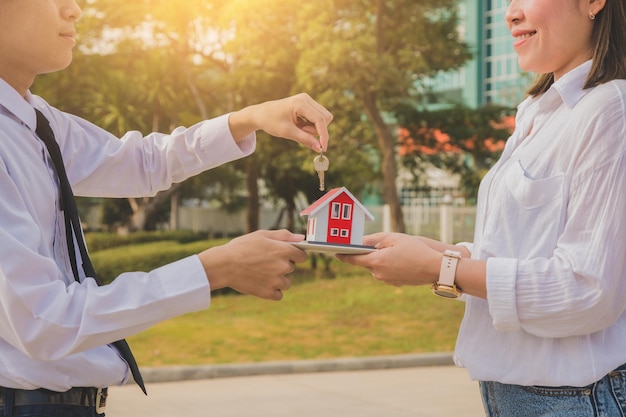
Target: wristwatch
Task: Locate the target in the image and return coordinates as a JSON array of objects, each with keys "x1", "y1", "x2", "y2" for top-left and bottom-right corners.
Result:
[{"x1": 431, "y1": 249, "x2": 462, "y2": 299}]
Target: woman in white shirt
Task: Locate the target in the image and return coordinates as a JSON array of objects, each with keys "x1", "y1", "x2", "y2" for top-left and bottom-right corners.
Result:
[{"x1": 339, "y1": 0, "x2": 626, "y2": 415}]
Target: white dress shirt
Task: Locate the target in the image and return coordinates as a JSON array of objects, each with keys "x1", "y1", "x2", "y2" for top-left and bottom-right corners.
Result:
[
  {"x1": 455, "y1": 61, "x2": 626, "y2": 386},
  {"x1": 0, "y1": 77, "x2": 256, "y2": 390}
]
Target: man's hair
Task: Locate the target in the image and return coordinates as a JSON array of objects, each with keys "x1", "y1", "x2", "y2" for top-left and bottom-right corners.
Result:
[{"x1": 528, "y1": 0, "x2": 626, "y2": 96}]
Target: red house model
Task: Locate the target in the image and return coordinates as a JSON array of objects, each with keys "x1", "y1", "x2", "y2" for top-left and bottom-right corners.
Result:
[{"x1": 300, "y1": 187, "x2": 374, "y2": 246}]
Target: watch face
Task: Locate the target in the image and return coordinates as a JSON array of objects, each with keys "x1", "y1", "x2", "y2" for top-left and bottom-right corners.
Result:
[
  {"x1": 432, "y1": 284, "x2": 461, "y2": 299},
  {"x1": 433, "y1": 289, "x2": 459, "y2": 298}
]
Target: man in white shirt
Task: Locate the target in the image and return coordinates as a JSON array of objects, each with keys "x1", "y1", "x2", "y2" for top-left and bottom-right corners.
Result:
[{"x1": 0, "y1": 0, "x2": 332, "y2": 415}]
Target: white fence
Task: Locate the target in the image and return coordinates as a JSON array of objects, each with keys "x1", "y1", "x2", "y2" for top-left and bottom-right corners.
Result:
[{"x1": 177, "y1": 204, "x2": 477, "y2": 244}]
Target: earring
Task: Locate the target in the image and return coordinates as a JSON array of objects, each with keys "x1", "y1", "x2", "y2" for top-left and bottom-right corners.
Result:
[{"x1": 589, "y1": 12, "x2": 596, "y2": 20}]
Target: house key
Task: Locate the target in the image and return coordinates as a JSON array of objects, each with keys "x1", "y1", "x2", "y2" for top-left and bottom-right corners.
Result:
[{"x1": 313, "y1": 153, "x2": 329, "y2": 191}]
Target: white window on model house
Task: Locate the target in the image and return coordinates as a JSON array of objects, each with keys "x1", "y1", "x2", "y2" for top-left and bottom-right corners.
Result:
[
  {"x1": 340, "y1": 229, "x2": 349, "y2": 238},
  {"x1": 307, "y1": 218, "x2": 316, "y2": 236},
  {"x1": 330, "y1": 228, "x2": 339, "y2": 236},
  {"x1": 342, "y1": 203, "x2": 352, "y2": 220},
  {"x1": 331, "y1": 202, "x2": 341, "y2": 219}
]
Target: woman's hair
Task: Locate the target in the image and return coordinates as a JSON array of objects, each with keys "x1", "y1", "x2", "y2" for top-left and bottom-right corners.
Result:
[{"x1": 528, "y1": 0, "x2": 626, "y2": 96}]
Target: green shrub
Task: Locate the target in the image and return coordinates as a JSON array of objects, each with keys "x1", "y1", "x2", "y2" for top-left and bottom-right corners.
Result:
[
  {"x1": 85, "y1": 230, "x2": 207, "y2": 252},
  {"x1": 90, "y1": 239, "x2": 228, "y2": 284}
]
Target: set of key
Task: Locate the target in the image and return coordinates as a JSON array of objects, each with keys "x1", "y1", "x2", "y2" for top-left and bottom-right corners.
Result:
[
  {"x1": 314, "y1": 153, "x2": 329, "y2": 191},
  {"x1": 296, "y1": 114, "x2": 330, "y2": 191}
]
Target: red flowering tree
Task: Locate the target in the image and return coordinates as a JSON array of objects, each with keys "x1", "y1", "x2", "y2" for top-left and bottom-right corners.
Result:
[{"x1": 396, "y1": 105, "x2": 516, "y2": 202}]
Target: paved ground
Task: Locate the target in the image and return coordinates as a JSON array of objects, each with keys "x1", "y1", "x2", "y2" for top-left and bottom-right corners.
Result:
[{"x1": 106, "y1": 354, "x2": 485, "y2": 417}]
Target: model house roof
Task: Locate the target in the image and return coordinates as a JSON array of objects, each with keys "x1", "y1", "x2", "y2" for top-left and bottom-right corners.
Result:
[{"x1": 300, "y1": 187, "x2": 374, "y2": 220}]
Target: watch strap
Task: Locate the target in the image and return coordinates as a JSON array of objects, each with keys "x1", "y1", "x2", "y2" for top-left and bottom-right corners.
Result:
[{"x1": 437, "y1": 249, "x2": 462, "y2": 287}]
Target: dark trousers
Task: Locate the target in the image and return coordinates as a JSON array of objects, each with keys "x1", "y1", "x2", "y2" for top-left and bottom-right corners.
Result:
[
  {"x1": 0, "y1": 404, "x2": 103, "y2": 417},
  {"x1": 0, "y1": 388, "x2": 105, "y2": 417}
]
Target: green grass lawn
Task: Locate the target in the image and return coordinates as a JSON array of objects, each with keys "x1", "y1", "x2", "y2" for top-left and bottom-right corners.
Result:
[{"x1": 126, "y1": 259, "x2": 466, "y2": 367}]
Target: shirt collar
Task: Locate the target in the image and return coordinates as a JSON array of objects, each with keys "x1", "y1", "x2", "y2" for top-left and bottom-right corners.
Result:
[
  {"x1": 552, "y1": 60, "x2": 593, "y2": 109},
  {"x1": 515, "y1": 60, "x2": 593, "y2": 114},
  {"x1": 0, "y1": 77, "x2": 38, "y2": 132}
]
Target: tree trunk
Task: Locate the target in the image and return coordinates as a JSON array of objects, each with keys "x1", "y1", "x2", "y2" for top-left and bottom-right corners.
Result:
[
  {"x1": 187, "y1": 73, "x2": 209, "y2": 120},
  {"x1": 246, "y1": 157, "x2": 260, "y2": 233},
  {"x1": 128, "y1": 197, "x2": 149, "y2": 231},
  {"x1": 128, "y1": 183, "x2": 183, "y2": 231},
  {"x1": 170, "y1": 190, "x2": 179, "y2": 231},
  {"x1": 362, "y1": 92, "x2": 405, "y2": 233},
  {"x1": 286, "y1": 198, "x2": 296, "y2": 232}
]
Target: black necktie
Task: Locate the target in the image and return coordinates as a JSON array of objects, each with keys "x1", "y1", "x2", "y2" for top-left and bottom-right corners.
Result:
[{"x1": 34, "y1": 109, "x2": 147, "y2": 395}]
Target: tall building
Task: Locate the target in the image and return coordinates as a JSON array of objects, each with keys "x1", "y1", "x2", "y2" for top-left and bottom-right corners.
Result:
[
  {"x1": 475, "y1": 0, "x2": 534, "y2": 107},
  {"x1": 400, "y1": 0, "x2": 532, "y2": 206},
  {"x1": 422, "y1": 0, "x2": 534, "y2": 110}
]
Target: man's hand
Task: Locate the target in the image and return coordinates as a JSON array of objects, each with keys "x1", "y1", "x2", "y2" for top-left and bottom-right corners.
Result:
[
  {"x1": 229, "y1": 93, "x2": 333, "y2": 152},
  {"x1": 198, "y1": 230, "x2": 307, "y2": 300}
]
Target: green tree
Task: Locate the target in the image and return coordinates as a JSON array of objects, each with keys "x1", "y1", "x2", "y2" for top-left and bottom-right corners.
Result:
[
  {"x1": 218, "y1": 0, "x2": 323, "y2": 232},
  {"x1": 84, "y1": 0, "x2": 232, "y2": 230},
  {"x1": 33, "y1": 0, "x2": 474, "y2": 235},
  {"x1": 33, "y1": 0, "x2": 239, "y2": 231},
  {"x1": 217, "y1": 0, "x2": 382, "y2": 231},
  {"x1": 295, "y1": 0, "x2": 472, "y2": 232}
]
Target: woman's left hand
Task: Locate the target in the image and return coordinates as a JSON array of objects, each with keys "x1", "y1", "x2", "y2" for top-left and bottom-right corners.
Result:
[{"x1": 337, "y1": 233, "x2": 442, "y2": 287}]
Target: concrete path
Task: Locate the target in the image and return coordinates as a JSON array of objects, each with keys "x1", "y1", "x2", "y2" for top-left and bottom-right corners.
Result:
[{"x1": 107, "y1": 362, "x2": 485, "y2": 416}]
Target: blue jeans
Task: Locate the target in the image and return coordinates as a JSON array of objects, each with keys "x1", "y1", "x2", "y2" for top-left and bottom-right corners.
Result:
[{"x1": 480, "y1": 363, "x2": 626, "y2": 416}]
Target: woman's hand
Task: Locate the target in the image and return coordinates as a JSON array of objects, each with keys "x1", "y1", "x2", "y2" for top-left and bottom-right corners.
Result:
[{"x1": 336, "y1": 233, "x2": 442, "y2": 287}]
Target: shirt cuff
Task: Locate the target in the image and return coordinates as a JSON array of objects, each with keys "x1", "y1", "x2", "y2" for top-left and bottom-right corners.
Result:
[
  {"x1": 152, "y1": 255, "x2": 211, "y2": 319},
  {"x1": 486, "y1": 257, "x2": 520, "y2": 331},
  {"x1": 455, "y1": 242, "x2": 474, "y2": 256},
  {"x1": 198, "y1": 113, "x2": 256, "y2": 160}
]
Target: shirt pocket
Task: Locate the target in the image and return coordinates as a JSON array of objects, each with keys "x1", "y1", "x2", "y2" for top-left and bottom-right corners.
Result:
[
  {"x1": 484, "y1": 160, "x2": 566, "y2": 258},
  {"x1": 504, "y1": 160, "x2": 565, "y2": 210}
]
